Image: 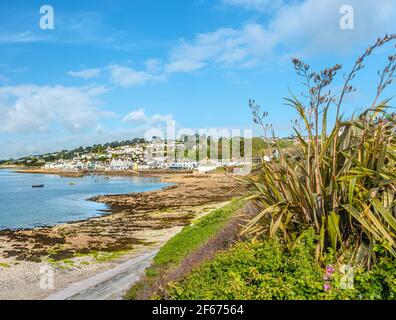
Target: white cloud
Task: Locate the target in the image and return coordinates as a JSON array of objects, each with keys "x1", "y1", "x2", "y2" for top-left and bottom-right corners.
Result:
[
  {"x1": 165, "y1": 59, "x2": 206, "y2": 73},
  {"x1": 268, "y1": 0, "x2": 396, "y2": 55},
  {"x1": 67, "y1": 68, "x2": 101, "y2": 79},
  {"x1": 107, "y1": 58, "x2": 205, "y2": 87},
  {"x1": 0, "y1": 85, "x2": 110, "y2": 134},
  {"x1": 168, "y1": 24, "x2": 276, "y2": 70},
  {"x1": 107, "y1": 64, "x2": 164, "y2": 87},
  {"x1": 0, "y1": 30, "x2": 47, "y2": 44},
  {"x1": 168, "y1": 0, "x2": 396, "y2": 70},
  {"x1": 0, "y1": 126, "x2": 148, "y2": 160},
  {"x1": 145, "y1": 59, "x2": 162, "y2": 73},
  {"x1": 0, "y1": 74, "x2": 8, "y2": 83},
  {"x1": 122, "y1": 109, "x2": 173, "y2": 126},
  {"x1": 0, "y1": 140, "x2": 49, "y2": 160},
  {"x1": 122, "y1": 109, "x2": 149, "y2": 124},
  {"x1": 64, "y1": 0, "x2": 396, "y2": 90},
  {"x1": 95, "y1": 124, "x2": 106, "y2": 135},
  {"x1": 151, "y1": 113, "x2": 173, "y2": 124},
  {"x1": 222, "y1": 0, "x2": 283, "y2": 12}
]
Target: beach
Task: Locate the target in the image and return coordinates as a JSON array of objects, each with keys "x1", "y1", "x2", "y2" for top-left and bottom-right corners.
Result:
[{"x1": 0, "y1": 170, "x2": 242, "y2": 300}]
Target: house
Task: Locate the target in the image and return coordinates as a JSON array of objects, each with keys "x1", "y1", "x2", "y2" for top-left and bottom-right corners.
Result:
[
  {"x1": 137, "y1": 164, "x2": 150, "y2": 170},
  {"x1": 108, "y1": 158, "x2": 133, "y2": 171},
  {"x1": 167, "y1": 162, "x2": 197, "y2": 170}
]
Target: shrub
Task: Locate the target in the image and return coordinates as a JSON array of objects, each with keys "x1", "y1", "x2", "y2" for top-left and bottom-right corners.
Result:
[
  {"x1": 167, "y1": 230, "x2": 324, "y2": 300},
  {"x1": 167, "y1": 230, "x2": 396, "y2": 300},
  {"x1": 243, "y1": 35, "x2": 396, "y2": 267}
]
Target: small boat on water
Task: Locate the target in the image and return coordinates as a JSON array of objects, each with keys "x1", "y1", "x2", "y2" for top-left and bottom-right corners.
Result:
[{"x1": 32, "y1": 184, "x2": 44, "y2": 188}]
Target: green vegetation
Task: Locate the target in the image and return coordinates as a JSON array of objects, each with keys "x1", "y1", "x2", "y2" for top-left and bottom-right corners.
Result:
[
  {"x1": 167, "y1": 230, "x2": 323, "y2": 300},
  {"x1": 133, "y1": 36, "x2": 396, "y2": 301},
  {"x1": 45, "y1": 250, "x2": 132, "y2": 269},
  {"x1": 125, "y1": 199, "x2": 244, "y2": 299},
  {"x1": 75, "y1": 249, "x2": 132, "y2": 263},
  {"x1": 154, "y1": 200, "x2": 243, "y2": 267},
  {"x1": 45, "y1": 257, "x2": 77, "y2": 269},
  {"x1": 0, "y1": 262, "x2": 10, "y2": 268},
  {"x1": 244, "y1": 35, "x2": 396, "y2": 268},
  {"x1": 167, "y1": 230, "x2": 396, "y2": 300},
  {"x1": 0, "y1": 134, "x2": 293, "y2": 165},
  {"x1": 2, "y1": 138, "x2": 147, "y2": 165},
  {"x1": 44, "y1": 245, "x2": 133, "y2": 269}
]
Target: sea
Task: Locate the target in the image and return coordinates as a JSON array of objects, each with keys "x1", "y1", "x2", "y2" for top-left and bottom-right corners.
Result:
[{"x1": 0, "y1": 169, "x2": 168, "y2": 230}]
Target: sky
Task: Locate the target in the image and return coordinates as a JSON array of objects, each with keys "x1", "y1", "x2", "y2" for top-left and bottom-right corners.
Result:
[{"x1": 0, "y1": 0, "x2": 395, "y2": 159}]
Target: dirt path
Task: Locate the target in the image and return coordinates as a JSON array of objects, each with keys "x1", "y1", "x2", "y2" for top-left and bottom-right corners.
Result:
[{"x1": 45, "y1": 248, "x2": 159, "y2": 300}]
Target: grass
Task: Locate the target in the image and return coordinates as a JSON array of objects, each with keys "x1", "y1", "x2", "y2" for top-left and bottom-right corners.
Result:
[
  {"x1": 166, "y1": 230, "x2": 396, "y2": 300},
  {"x1": 0, "y1": 262, "x2": 10, "y2": 268},
  {"x1": 125, "y1": 199, "x2": 244, "y2": 299},
  {"x1": 153, "y1": 199, "x2": 244, "y2": 268}
]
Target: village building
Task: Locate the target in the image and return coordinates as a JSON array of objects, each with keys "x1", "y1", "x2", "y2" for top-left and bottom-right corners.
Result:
[{"x1": 108, "y1": 158, "x2": 134, "y2": 171}]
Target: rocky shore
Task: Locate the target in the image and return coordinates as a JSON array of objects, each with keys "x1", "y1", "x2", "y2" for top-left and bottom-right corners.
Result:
[{"x1": 0, "y1": 171, "x2": 243, "y2": 299}]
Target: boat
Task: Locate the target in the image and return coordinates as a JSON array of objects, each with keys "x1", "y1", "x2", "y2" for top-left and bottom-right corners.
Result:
[{"x1": 32, "y1": 184, "x2": 45, "y2": 188}]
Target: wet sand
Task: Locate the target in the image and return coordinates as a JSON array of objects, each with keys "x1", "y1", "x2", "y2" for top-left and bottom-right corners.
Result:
[{"x1": 0, "y1": 172, "x2": 242, "y2": 299}]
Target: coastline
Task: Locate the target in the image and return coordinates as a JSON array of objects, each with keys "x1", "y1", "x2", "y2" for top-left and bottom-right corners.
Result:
[
  {"x1": 12, "y1": 167, "x2": 195, "y2": 178},
  {"x1": 0, "y1": 170, "x2": 242, "y2": 299}
]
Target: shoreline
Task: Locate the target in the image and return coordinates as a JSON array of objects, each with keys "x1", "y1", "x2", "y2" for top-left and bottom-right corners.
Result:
[
  {"x1": 12, "y1": 167, "x2": 195, "y2": 178},
  {"x1": 0, "y1": 170, "x2": 243, "y2": 299},
  {"x1": 0, "y1": 168, "x2": 175, "y2": 233},
  {"x1": 0, "y1": 166, "x2": 200, "y2": 233}
]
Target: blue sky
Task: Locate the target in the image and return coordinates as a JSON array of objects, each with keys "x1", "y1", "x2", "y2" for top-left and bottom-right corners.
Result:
[{"x1": 0, "y1": 0, "x2": 395, "y2": 159}]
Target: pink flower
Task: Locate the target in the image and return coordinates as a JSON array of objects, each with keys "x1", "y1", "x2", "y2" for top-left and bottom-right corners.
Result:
[
  {"x1": 324, "y1": 283, "x2": 331, "y2": 292},
  {"x1": 325, "y1": 265, "x2": 335, "y2": 275}
]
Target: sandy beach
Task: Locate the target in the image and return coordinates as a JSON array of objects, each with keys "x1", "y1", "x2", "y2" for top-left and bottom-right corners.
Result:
[{"x1": 0, "y1": 170, "x2": 242, "y2": 300}]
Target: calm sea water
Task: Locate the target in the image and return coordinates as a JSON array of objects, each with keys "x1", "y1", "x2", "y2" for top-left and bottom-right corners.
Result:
[{"x1": 0, "y1": 169, "x2": 168, "y2": 230}]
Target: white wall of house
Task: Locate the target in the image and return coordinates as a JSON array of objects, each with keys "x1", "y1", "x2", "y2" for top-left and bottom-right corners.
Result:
[{"x1": 108, "y1": 158, "x2": 133, "y2": 170}]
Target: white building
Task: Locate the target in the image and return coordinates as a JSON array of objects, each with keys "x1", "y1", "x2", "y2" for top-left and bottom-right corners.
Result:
[
  {"x1": 167, "y1": 162, "x2": 197, "y2": 170},
  {"x1": 108, "y1": 158, "x2": 133, "y2": 171}
]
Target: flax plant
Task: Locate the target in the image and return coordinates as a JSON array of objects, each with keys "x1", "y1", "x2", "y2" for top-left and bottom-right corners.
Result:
[{"x1": 243, "y1": 35, "x2": 396, "y2": 267}]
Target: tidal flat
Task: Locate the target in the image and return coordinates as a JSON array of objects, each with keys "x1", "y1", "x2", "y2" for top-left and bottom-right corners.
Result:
[{"x1": 0, "y1": 172, "x2": 242, "y2": 299}]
